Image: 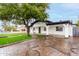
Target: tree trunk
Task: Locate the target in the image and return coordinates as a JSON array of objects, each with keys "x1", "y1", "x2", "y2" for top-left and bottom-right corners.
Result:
[
  {"x1": 27, "y1": 26, "x2": 30, "y2": 36},
  {"x1": 23, "y1": 19, "x2": 30, "y2": 36}
]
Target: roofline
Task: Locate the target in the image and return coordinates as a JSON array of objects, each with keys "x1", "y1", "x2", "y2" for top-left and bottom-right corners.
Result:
[
  {"x1": 47, "y1": 21, "x2": 72, "y2": 25},
  {"x1": 30, "y1": 20, "x2": 53, "y2": 27},
  {"x1": 30, "y1": 20, "x2": 73, "y2": 27}
]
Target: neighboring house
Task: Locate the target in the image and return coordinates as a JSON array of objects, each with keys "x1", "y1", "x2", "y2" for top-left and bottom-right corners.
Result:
[
  {"x1": 1, "y1": 25, "x2": 27, "y2": 32},
  {"x1": 16, "y1": 25, "x2": 27, "y2": 32},
  {"x1": 73, "y1": 25, "x2": 79, "y2": 36},
  {"x1": 30, "y1": 20, "x2": 79, "y2": 37},
  {"x1": 0, "y1": 29, "x2": 4, "y2": 32}
]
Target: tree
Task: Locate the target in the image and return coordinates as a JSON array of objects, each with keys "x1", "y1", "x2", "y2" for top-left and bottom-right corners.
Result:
[
  {"x1": 13, "y1": 3, "x2": 48, "y2": 36},
  {"x1": 2, "y1": 25, "x2": 16, "y2": 32},
  {"x1": 0, "y1": 4, "x2": 17, "y2": 31},
  {"x1": 76, "y1": 20, "x2": 79, "y2": 26},
  {"x1": 0, "y1": 3, "x2": 48, "y2": 36}
]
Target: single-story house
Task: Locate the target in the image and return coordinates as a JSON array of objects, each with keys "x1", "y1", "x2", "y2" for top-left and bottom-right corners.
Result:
[
  {"x1": 30, "y1": 20, "x2": 79, "y2": 37},
  {"x1": 16, "y1": 25, "x2": 27, "y2": 32}
]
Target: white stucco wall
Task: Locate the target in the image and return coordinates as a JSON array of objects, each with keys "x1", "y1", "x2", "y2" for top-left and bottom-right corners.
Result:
[
  {"x1": 63, "y1": 24, "x2": 73, "y2": 37},
  {"x1": 48, "y1": 24, "x2": 66, "y2": 37},
  {"x1": 30, "y1": 22, "x2": 47, "y2": 35},
  {"x1": 48, "y1": 24, "x2": 73, "y2": 37},
  {"x1": 30, "y1": 22, "x2": 73, "y2": 37}
]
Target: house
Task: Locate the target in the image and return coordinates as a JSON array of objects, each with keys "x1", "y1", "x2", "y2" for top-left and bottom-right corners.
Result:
[
  {"x1": 16, "y1": 25, "x2": 27, "y2": 32},
  {"x1": 30, "y1": 20, "x2": 79, "y2": 38}
]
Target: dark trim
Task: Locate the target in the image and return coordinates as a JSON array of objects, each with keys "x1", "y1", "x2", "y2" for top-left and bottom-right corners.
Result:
[
  {"x1": 30, "y1": 20, "x2": 72, "y2": 27},
  {"x1": 30, "y1": 20, "x2": 53, "y2": 27},
  {"x1": 47, "y1": 21, "x2": 72, "y2": 25}
]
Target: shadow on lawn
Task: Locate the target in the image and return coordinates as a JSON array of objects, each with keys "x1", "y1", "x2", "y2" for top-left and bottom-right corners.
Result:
[{"x1": 0, "y1": 36, "x2": 8, "y2": 38}]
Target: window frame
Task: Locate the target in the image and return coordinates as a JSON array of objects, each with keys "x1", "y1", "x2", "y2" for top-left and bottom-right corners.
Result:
[
  {"x1": 56, "y1": 26, "x2": 63, "y2": 31},
  {"x1": 44, "y1": 27, "x2": 46, "y2": 31},
  {"x1": 33, "y1": 27, "x2": 35, "y2": 31}
]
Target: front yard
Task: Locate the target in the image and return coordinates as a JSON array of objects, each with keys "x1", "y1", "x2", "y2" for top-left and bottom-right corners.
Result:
[{"x1": 0, "y1": 33, "x2": 32, "y2": 45}]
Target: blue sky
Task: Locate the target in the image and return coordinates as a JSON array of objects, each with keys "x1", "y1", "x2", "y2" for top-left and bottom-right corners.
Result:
[{"x1": 47, "y1": 3, "x2": 79, "y2": 23}]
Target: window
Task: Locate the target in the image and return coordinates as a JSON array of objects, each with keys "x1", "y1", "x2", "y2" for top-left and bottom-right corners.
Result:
[
  {"x1": 44, "y1": 27, "x2": 46, "y2": 31},
  {"x1": 21, "y1": 29, "x2": 26, "y2": 31},
  {"x1": 33, "y1": 27, "x2": 35, "y2": 31},
  {"x1": 56, "y1": 26, "x2": 63, "y2": 31}
]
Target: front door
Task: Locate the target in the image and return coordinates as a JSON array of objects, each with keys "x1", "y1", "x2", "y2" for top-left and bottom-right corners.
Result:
[{"x1": 38, "y1": 27, "x2": 41, "y2": 33}]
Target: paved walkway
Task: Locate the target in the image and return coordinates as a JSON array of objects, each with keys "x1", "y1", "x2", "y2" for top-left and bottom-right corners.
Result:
[
  {"x1": 0, "y1": 39, "x2": 37, "y2": 56},
  {"x1": 70, "y1": 37, "x2": 79, "y2": 56}
]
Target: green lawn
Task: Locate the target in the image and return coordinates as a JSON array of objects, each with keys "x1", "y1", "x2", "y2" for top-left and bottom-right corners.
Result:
[{"x1": 0, "y1": 33, "x2": 32, "y2": 45}]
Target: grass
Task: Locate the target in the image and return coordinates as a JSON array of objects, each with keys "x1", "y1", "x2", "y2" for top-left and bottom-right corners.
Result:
[{"x1": 0, "y1": 33, "x2": 32, "y2": 45}]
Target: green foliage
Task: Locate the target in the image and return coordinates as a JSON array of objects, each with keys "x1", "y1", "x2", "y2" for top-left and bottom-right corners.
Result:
[
  {"x1": 0, "y1": 3, "x2": 48, "y2": 24},
  {"x1": 0, "y1": 3, "x2": 48, "y2": 35},
  {"x1": 3, "y1": 25, "x2": 16, "y2": 32},
  {"x1": 76, "y1": 20, "x2": 79, "y2": 27},
  {"x1": 12, "y1": 3, "x2": 48, "y2": 21},
  {"x1": 0, "y1": 4, "x2": 17, "y2": 21}
]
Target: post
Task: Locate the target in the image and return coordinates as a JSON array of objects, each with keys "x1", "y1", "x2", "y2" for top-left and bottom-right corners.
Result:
[
  {"x1": 46, "y1": 26, "x2": 49, "y2": 35},
  {"x1": 64, "y1": 24, "x2": 69, "y2": 38}
]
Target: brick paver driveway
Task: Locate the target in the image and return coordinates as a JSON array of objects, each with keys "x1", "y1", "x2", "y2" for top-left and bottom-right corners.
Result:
[
  {"x1": 0, "y1": 39, "x2": 38, "y2": 56},
  {"x1": 70, "y1": 37, "x2": 79, "y2": 56},
  {"x1": 0, "y1": 36, "x2": 79, "y2": 56}
]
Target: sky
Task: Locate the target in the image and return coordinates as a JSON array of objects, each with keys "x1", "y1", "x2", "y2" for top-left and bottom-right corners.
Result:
[{"x1": 47, "y1": 3, "x2": 79, "y2": 24}]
